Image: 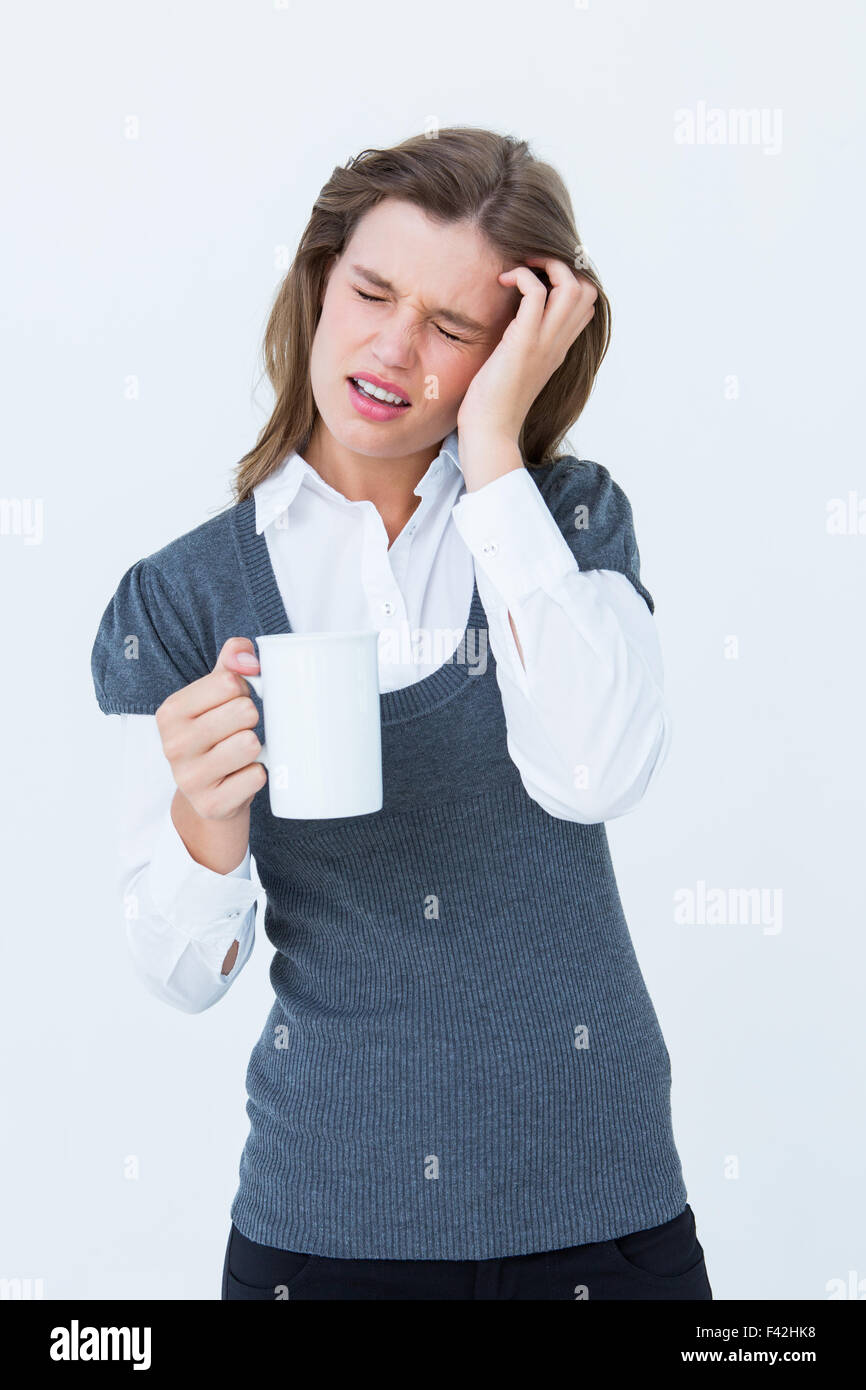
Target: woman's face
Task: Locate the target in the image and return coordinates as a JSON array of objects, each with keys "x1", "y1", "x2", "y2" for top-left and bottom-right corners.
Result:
[{"x1": 307, "y1": 197, "x2": 521, "y2": 461}]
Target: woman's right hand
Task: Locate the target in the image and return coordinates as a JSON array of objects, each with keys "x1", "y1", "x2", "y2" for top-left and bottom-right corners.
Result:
[{"x1": 155, "y1": 637, "x2": 268, "y2": 822}]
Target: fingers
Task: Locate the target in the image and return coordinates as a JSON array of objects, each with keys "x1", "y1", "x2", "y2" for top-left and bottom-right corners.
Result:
[
  {"x1": 525, "y1": 253, "x2": 598, "y2": 299},
  {"x1": 498, "y1": 265, "x2": 549, "y2": 334},
  {"x1": 169, "y1": 637, "x2": 260, "y2": 720},
  {"x1": 153, "y1": 636, "x2": 269, "y2": 821},
  {"x1": 186, "y1": 694, "x2": 261, "y2": 758},
  {"x1": 524, "y1": 256, "x2": 597, "y2": 322},
  {"x1": 182, "y1": 724, "x2": 265, "y2": 798},
  {"x1": 184, "y1": 761, "x2": 268, "y2": 822},
  {"x1": 519, "y1": 255, "x2": 598, "y2": 356}
]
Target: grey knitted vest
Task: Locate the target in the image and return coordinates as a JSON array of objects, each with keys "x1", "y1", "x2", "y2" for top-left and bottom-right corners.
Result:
[{"x1": 91, "y1": 454, "x2": 687, "y2": 1259}]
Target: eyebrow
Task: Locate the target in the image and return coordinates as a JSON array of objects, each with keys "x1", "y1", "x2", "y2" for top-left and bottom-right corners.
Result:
[{"x1": 349, "y1": 263, "x2": 488, "y2": 335}]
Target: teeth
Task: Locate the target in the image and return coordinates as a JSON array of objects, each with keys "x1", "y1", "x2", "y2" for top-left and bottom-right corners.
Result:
[{"x1": 353, "y1": 377, "x2": 408, "y2": 406}]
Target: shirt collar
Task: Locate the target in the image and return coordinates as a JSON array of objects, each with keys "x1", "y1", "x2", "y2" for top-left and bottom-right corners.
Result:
[{"x1": 253, "y1": 427, "x2": 463, "y2": 534}]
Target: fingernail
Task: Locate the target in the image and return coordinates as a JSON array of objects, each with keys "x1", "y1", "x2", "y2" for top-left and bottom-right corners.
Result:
[{"x1": 236, "y1": 653, "x2": 257, "y2": 667}]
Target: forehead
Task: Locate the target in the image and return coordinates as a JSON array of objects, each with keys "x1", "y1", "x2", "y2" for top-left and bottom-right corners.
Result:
[{"x1": 342, "y1": 198, "x2": 511, "y2": 324}]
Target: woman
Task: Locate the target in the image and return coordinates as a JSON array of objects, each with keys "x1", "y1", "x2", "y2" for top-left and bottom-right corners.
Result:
[{"x1": 91, "y1": 127, "x2": 711, "y2": 1300}]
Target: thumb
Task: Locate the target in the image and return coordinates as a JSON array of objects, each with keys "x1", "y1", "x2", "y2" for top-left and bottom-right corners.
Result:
[{"x1": 215, "y1": 636, "x2": 259, "y2": 675}]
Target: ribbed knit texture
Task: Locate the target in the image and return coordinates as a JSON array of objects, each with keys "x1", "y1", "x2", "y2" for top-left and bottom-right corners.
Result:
[{"x1": 91, "y1": 453, "x2": 687, "y2": 1259}]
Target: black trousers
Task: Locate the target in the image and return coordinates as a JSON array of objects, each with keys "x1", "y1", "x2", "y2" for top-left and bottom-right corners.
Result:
[{"x1": 221, "y1": 1202, "x2": 712, "y2": 1300}]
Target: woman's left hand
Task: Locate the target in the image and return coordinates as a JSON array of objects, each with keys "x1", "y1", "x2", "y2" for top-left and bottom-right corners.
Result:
[{"x1": 456, "y1": 256, "x2": 598, "y2": 443}]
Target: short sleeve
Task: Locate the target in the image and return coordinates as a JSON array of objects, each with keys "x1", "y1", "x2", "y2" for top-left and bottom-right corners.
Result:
[
  {"x1": 91, "y1": 557, "x2": 210, "y2": 715},
  {"x1": 538, "y1": 457, "x2": 655, "y2": 615}
]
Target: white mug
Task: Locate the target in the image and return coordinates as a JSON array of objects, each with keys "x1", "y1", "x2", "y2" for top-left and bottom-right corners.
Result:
[{"x1": 245, "y1": 631, "x2": 382, "y2": 819}]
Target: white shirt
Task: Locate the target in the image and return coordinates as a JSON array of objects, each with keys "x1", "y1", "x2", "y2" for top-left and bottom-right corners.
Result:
[{"x1": 115, "y1": 429, "x2": 672, "y2": 1013}]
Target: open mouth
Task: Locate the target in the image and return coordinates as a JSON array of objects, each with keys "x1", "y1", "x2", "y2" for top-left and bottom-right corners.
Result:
[{"x1": 347, "y1": 376, "x2": 411, "y2": 409}]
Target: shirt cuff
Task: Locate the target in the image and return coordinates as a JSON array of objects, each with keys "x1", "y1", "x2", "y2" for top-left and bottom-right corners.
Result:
[
  {"x1": 451, "y1": 466, "x2": 580, "y2": 607},
  {"x1": 147, "y1": 803, "x2": 259, "y2": 938}
]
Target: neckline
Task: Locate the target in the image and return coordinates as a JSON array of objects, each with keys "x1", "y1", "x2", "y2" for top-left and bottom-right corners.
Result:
[{"x1": 231, "y1": 495, "x2": 489, "y2": 725}]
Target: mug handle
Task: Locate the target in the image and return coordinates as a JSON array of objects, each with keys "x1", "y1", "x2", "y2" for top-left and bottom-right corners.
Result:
[{"x1": 243, "y1": 674, "x2": 268, "y2": 769}]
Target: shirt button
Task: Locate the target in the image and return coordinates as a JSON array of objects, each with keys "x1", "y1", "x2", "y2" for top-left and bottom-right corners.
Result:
[
  {"x1": 382, "y1": 600, "x2": 395, "y2": 615},
  {"x1": 227, "y1": 910, "x2": 239, "y2": 919},
  {"x1": 482, "y1": 540, "x2": 498, "y2": 555}
]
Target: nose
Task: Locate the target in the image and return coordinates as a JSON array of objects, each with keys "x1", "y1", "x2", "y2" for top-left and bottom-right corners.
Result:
[{"x1": 369, "y1": 310, "x2": 422, "y2": 371}]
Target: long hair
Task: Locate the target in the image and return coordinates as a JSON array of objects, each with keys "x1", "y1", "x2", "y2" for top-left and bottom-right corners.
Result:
[{"x1": 232, "y1": 126, "x2": 611, "y2": 503}]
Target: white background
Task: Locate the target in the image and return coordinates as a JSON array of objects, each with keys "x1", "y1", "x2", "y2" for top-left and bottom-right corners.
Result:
[{"x1": 2, "y1": 0, "x2": 863, "y2": 1300}]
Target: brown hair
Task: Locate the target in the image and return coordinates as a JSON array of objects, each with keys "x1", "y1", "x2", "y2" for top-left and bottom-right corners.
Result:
[{"x1": 232, "y1": 125, "x2": 611, "y2": 503}]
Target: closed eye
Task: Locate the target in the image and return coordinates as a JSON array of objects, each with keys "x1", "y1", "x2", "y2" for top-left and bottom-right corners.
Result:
[{"x1": 353, "y1": 287, "x2": 464, "y2": 343}]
